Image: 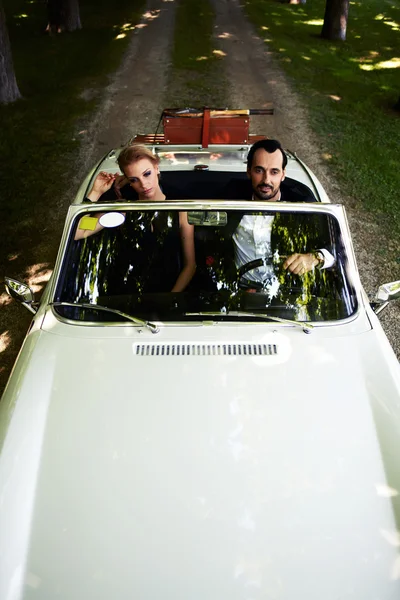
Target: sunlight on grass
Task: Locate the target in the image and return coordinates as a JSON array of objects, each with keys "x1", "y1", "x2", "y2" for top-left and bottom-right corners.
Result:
[
  {"x1": 304, "y1": 19, "x2": 323, "y2": 26},
  {"x1": 351, "y1": 52, "x2": 377, "y2": 65},
  {"x1": 375, "y1": 14, "x2": 400, "y2": 31},
  {"x1": 15, "y1": 13, "x2": 28, "y2": 18},
  {"x1": 213, "y1": 49, "x2": 227, "y2": 57},
  {"x1": 218, "y1": 32, "x2": 233, "y2": 38},
  {"x1": 196, "y1": 56, "x2": 209, "y2": 61},
  {"x1": 0, "y1": 332, "x2": 11, "y2": 354},
  {"x1": 302, "y1": 56, "x2": 311, "y2": 61},
  {"x1": 115, "y1": 33, "x2": 127, "y2": 39},
  {"x1": 360, "y1": 57, "x2": 400, "y2": 71},
  {"x1": 384, "y1": 21, "x2": 400, "y2": 31},
  {"x1": 328, "y1": 94, "x2": 341, "y2": 101}
]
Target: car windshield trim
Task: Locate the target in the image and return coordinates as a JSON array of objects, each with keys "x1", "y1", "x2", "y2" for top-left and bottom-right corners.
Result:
[{"x1": 51, "y1": 203, "x2": 360, "y2": 326}]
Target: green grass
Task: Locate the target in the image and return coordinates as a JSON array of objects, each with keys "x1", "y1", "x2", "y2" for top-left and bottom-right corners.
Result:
[
  {"x1": 244, "y1": 0, "x2": 400, "y2": 235},
  {"x1": 0, "y1": 0, "x2": 146, "y2": 256},
  {"x1": 167, "y1": 0, "x2": 228, "y2": 107}
]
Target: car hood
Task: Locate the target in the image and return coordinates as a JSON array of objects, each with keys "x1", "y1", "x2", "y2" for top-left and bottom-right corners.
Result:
[{"x1": 1, "y1": 327, "x2": 400, "y2": 600}]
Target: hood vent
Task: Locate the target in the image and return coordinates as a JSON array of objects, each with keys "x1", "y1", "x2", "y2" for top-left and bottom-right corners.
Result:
[{"x1": 135, "y1": 344, "x2": 277, "y2": 357}]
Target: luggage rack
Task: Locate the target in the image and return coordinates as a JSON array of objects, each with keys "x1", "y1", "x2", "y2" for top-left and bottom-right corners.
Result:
[{"x1": 132, "y1": 107, "x2": 274, "y2": 148}]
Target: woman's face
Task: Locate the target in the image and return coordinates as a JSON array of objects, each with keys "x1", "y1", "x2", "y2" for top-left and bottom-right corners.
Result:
[{"x1": 124, "y1": 157, "x2": 160, "y2": 200}]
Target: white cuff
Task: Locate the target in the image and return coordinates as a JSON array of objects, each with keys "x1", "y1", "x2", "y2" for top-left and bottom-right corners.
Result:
[{"x1": 319, "y1": 249, "x2": 335, "y2": 269}]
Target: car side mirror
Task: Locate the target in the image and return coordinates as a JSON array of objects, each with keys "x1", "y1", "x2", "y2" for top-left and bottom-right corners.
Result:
[
  {"x1": 5, "y1": 276, "x2": 37, "y2": 314},
  {"x1": 371, "y1": 280, "x2": 400, "y2": 315}
]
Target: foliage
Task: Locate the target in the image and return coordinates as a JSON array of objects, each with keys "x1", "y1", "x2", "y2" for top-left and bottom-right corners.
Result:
[{"x1": 244, "y1": 0, "x2": 400, "y2": 235}]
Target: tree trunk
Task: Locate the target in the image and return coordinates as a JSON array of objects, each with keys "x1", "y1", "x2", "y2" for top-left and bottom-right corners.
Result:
[
  {"x1": 46, "y1": 0, "x2": 81, "y2": 33},
  {"x1": 63, "y1": 0, "x2": 81, "y2": 32},
  {"x1": 321, "y1": 0, "x2": 349, "y2": 41},
  {"x1": 46, "y1": 0, "x2": 64, "y2": 33},
  {"x1": 0, "y1": 1, "x2": 21, "y2": 104},
  {"x1": 394, "y1": 96, "x2": 400, "y2": 112}
]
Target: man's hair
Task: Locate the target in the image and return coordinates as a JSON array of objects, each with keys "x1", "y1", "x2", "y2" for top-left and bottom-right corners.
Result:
[
  {"x1": 246, "y1": 139, "x2": 287, "y2": 170},
  {"x1": 117, "y1": 144, "x2": 160, "y2": 174}
]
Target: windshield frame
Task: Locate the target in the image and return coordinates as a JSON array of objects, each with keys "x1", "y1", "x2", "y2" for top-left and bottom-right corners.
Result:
[{"x1": 48, "y1": 201, "x2": 363, "y2": 327}]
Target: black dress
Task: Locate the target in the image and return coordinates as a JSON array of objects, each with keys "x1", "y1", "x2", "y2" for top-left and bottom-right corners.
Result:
[{"x1": 100, "y1": 210, "x2": 182, "y2": 295}]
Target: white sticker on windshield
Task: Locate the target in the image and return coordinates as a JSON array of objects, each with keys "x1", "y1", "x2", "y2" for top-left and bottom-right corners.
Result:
[{"x1": 99, "y1": 212, "x2": 125, "y2": 228}]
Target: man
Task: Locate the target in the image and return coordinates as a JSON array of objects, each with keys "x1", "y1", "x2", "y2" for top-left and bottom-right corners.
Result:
[{"x1": 222, "y1": 139, "x2": 333, "y2": 290}]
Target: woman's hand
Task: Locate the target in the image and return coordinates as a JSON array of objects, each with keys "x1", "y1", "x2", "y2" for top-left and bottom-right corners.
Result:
[
  {"x1": 114, "y1": 174, "x2": 130, "y2": 199},
  {"x1": 87, "y1": 171, "x2": 118, "y2": 202}
]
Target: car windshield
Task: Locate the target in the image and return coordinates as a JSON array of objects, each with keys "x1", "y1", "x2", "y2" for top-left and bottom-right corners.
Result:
[{"x1": 54, "y1": 206, "x2": 357, "y2": 323}]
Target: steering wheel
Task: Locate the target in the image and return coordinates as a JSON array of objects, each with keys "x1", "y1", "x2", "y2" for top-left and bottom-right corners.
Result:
[
  {"x1": 237, "y1": 258, "x2": 267, "y2": 280},
  {"x1": 238, "y1": 257, "x2": 304, "y2": 297}
]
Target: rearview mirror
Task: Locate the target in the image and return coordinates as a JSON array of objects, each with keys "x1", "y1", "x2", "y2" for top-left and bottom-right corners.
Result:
[{"x1": 188, "y1": 211, "x2": 227, "y2": 226}]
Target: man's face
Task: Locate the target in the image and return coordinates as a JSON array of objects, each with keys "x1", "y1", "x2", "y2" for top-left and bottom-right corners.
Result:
[{"x1": 247, "y1": 148, "x2": 286, "y2": 201}]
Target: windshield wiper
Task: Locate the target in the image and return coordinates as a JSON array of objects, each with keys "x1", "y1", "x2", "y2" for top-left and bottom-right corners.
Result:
[
  {"x1": 185, "y1": 311, "x2": 313, "y2": 333},
  {"x1": 51, "y1": 302, "x2": 160, "y2": 334}
]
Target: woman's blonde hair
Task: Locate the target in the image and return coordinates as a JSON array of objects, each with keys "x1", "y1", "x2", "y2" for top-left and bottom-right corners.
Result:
[{"x1": 117, "y1": 144, "x2": 160, "y2": 174}]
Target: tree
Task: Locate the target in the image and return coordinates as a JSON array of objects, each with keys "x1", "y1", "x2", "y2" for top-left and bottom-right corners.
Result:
[
  {"x1": 0, "y1": 1, "x2": 21, "y2": 104},
  {"x1": 63, "y1": 0, "x2": 81, "y2": 32},
  {"x1": 321, "y1": 0, "x2": 349, "y2": 41},
  {"x1": 46, "y1": 0, "x2": 81, "y2": 34}
]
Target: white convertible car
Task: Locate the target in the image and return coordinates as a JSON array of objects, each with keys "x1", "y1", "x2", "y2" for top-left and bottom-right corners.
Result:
[{"x1": 1, "y1": 109, "x2": 400, "y2": 600}]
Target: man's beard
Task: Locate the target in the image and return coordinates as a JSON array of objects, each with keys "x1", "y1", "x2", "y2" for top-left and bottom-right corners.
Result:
[{"x1": 254, "y1": 184, "x2": 279, "y2": 201}]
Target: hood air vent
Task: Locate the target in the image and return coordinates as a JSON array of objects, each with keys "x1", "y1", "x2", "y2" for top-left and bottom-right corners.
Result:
[{"x1": 135, "y1": 344, "x2": 277, "y2": 356}]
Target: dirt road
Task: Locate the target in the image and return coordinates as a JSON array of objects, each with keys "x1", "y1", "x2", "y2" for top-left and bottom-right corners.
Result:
[{"x1": 1, "y1": 0, "x2": 398, "y2": 395}]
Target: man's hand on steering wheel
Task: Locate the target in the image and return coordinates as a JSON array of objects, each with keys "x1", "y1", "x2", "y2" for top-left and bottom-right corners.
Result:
[{"x1": 283, "y1": 253, "x2": 320, "y2": 275}]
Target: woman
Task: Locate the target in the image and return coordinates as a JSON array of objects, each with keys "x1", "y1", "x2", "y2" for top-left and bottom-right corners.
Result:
[{"x1": 75, "y1": 145, "x2": 196, "y2": 293}]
